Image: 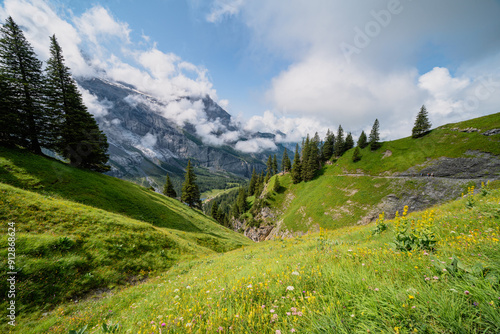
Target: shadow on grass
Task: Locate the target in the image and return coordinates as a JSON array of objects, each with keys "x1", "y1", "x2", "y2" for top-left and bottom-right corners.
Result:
[{"x1": 0, "y1": 146, "x2": 202, "y2": 233}]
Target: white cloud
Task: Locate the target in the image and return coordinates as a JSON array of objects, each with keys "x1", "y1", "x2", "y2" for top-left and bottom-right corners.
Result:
[
  {"x1": 267, "y1": 53, "x2": 423, "y2": 136},
  {"x1": 140, "y1": 132, "x2": 157, "y2": 149},
  {"x1": 138, "y1": 48, "x2": 179, "y2": 79},
  {"x1": 244, "y1": 110, "x2": 329, "y2": 143},
  {"x1": 419, "y1": 67, "x2": 469, "y2": 102},
  {"x1": 418, "y1": 66, "x2": 500, "y2": 127},
  {"x1": 79, "y1": 85, "x2": 112, "y2": 118},
  {"x1": 73, "y1": 5, "x2": 130, "y2": 46},
  {"x1": 206, "y1": 0, "x2": 244, "y2": 23},
  {"x1": 235, "y1": 137, "x2": 277, "y2": 153},
  {"x1": 0, "y1": 0, "x2": 93, "y2": 77}
]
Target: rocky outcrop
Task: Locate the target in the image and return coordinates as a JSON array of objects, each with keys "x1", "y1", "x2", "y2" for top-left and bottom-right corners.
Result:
[
  {"x1": 397, "y1": 151, "x2": 500, "y2": 179},
  {"x1": 358, "y1": 177, "x2": 485, "y2": 225},
  {"x1": 483, "y1": 128, "x2": 500, "y2": 136}
]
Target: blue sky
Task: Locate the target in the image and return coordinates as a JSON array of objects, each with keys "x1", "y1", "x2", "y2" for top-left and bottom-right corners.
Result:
[
  {"x1": 59, "y1": 0, "x2": 288, "y2": 118},
  {"x1": 2, "y1": 0, "x2": 500, "y2": 148}
]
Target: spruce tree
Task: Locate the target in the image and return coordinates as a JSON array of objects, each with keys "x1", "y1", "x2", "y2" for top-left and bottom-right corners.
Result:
[
  {"x1": 231, "y1": 201, "x2": 240, "y2": 218},
  {"x1": 352, "y1": 146, "x2": 361, "y2": 162},
  {"x1": 291, "y1": 143, "x2": 302, "y2": 184},
  {"x1": 45, "y1": 35, "x2": 109, "y2": 171},
  {"x1": 412, "y1": 105, "x2": 432, "y2": 138},
  {"x1": 163, "y1": 173, "x2": 177, "y2": 198},
  {"x1": 181, "y1": 160, "x2": 201, "y2": 208},
  {"x1": 254, "y1": 172, "x2": 265, "y2": 197},
  {"x1": 300, "y1": 135, "x2": 311, "y2": 181},
  {"x1": 0, "y1": 73, "x2": 19, "y2": 145},
  {"x1": 236, "y1": 187, "x2": 248, "y2": 214},
  {"x1": 321, "y1": 129, "x2": 335, "y2": 162},
  {"x1": 369, "y1": 119, "x2": 381, "y2": 151},
  {"x1": 357, "y1": 130, "x2": 368, "y2": 148},
  {"x1": 273, "y1": 175, "x2": 281, "y2": 192},
  {"x1": 248, "y1": 168, "x2": 257, "y2": 195},
  {"x1": 344, "y1": 132, "x2": 354, "y2": 151},
  {"x1": 0, "y1": 17, "x2": 51, "y2": 153},
  {"x1": 211, "y1": 202, "x2": 220, "y2": 222},
  {"x1": 300, "y1": 134, "x2": 320, "y2": 182},
  {"x1": 264, "y1": 171, "x2": 271, "y2": 184},
  {"x1": 266, "y1": 155, "x2": 273, "y2": 175},
  {"x1": 334, "y1": 125, "x2": 345, "y2": 157},
  {"x1": 272, "y1": 154, "x2": 278, "y2": 175},
  {"x1": 282, "y1": 148, "x2": 291, "y2": 172}
]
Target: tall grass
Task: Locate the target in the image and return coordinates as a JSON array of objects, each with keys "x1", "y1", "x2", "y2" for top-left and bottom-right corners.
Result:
[{"x1": 15, "y1": 182, "x2": 499, "y2": 334}]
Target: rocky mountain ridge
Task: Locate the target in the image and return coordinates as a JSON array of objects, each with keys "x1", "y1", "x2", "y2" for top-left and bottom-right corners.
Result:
[{"x1": 77, "y1": 77, "x2": 279, "y2": 188}]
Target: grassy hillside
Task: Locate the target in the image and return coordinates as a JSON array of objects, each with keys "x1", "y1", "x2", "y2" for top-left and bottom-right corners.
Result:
[
  {"x1": 0, "y1": 146, "x2": 251, "y2": 318},
  {"x1": 255, "y1": 113, "x2": 500, "y2": 232},
  {"x1": 16, "y1": 181, "x2": 500, "y2": 333},
  {"x1": 0, "y1": 183, "x2": 214, "y2": 315},
  {"x1": 0, "y1": 146, "x2": 250, "y2": 247},
  {"x1": 264, "y1": 171, "x2": 395, "y2": 231},
  {"x1": 334, "y1": 112, "x2": 500, "y2": 176}
]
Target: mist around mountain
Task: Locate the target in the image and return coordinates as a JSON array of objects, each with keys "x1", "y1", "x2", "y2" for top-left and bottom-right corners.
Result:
[{"x1": 76, "y1": 77, "x2": 293, "y2": 193}]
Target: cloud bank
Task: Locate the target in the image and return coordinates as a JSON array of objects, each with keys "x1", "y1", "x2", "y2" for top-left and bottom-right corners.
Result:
[{"x1": 208, "y1": 0, "x2": 500, "y2": 140}]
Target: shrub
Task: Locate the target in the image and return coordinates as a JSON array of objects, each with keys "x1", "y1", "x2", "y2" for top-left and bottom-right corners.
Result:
[
  {"x1": 393, "y1": 206, "x2": 437, "y2": 252},
  {"x1": 372, "y1": 212, "x2": 387, "y2": 235}
]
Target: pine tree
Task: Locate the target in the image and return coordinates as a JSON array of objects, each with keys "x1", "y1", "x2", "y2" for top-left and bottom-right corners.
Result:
[
  {"x1": 45, "y1": 35, "x2": 109, "y2": 171},
  {"x1": 357, "y1": 130, "x2": 368, "y2": 148},
  {"x1": 211, "y1": 202, "x2": 220, "y2": 222},
  {"x1": 231, "y1": 200, "x2": 240, "y2": 218},
  {"x1": 264, "y1": 171, "x2": 271, "y2": 184},
  {"x1": 321, "y1": 129, "x2": 335, "y2": 162},
  {"x1": 0, "y1": 73, "x2": 19, "y2": 145},
  {"x1": 334, "y1": 125, "x2": 345, "y2": 157},
  {"x1": 303, "y1": 135, "x2": 319, "y2": 182},
  {"x1": 248, "y1": 168, "x2": 257, "y2": 195},
  {"x1": 266, "y1": 155, "x2": 273, "y2": 175},
  {"x1": 272, "y1": 154, "x2": 278, "y2": 175},
  {"x1": 163, "y1": 173, "x2": 177, "y2": 198},
  {"x1": 254, "y1": 172, "x2": 265, "y2": 197},
  {"x1": 236, "y1": 187, "x2": 248, "y2": 215},
  {"x1": 412, "y1": 105, "x2": 432, "y2": 138},
  {"x1": 291, "y1": 143, "x2": 302, "y2": 184},
  {"x1": 0, "y1": 17, "x2": 51, "y2": 153},
  {"x1": 273, "y1": 175, "x2": 281, "y2": 192},
  {"x1": 344, "y1": 132, "x2": 354, "y2": 151},
  {"x1": 301, "y1": 135, "x2": 311, "y2": 181},
  {"x1": 218, "y1": 208, "x2": 225, "y2": 226},
  {"x1": 369, "y1": 119, "x2": 381, "y2": 151},
  {"x1": 282, "y1": 148, "x2": 291, "y2": 172},
  {"x1": 352, "y1": 146, "x2": 361, "y2": 162},
  {"x1": 181, "y1": 160, "x2": 201, "y2": 208}
]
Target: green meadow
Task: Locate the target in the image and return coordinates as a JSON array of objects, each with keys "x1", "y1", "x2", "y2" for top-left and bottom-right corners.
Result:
[{"x1": 11, "y1": 181, "x2": 500, "y2": 334}]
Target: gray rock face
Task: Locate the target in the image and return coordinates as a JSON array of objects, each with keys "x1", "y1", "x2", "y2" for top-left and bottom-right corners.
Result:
[
  {"x1": 359, "y1": 177, "x2": 484, "y2": 225},
  {"x1": 398, "y1": 151, "x2": 500, "y2": 179},
  {"x1": 77, "y1": 78, "x2": 267, "y2": 182},
  {"x1": 483, "y1": 128, "x2": 500, "y2": 136}
]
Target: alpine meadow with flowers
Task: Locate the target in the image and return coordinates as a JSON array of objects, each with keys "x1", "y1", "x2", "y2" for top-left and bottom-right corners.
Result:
[
  {"x1": 1, "y1": 113, "x2": 499, "y2": 333},
  {"x1": 15, "y1": 181, "x2": 500, "y2": 333}
]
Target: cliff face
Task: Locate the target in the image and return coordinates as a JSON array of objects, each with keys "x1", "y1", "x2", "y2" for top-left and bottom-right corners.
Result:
[{"x1": 77, "y1": 78, "x2": 267, "y2": 183}]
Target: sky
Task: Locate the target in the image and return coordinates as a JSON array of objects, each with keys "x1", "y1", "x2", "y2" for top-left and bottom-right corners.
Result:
[{"x1": 1, "y1": 0, "x2": 500, "y2": 150}]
